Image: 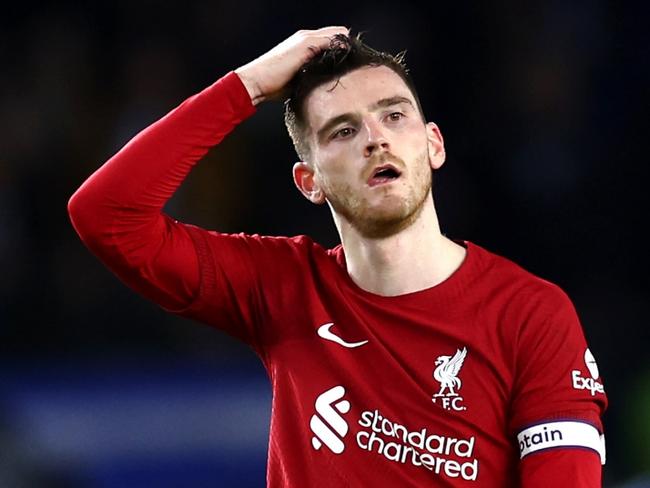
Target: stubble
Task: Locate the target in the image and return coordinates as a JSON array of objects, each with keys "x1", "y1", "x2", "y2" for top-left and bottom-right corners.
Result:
[{"x1": 323, "y1": 149, "x2": 433, "y2": 239}]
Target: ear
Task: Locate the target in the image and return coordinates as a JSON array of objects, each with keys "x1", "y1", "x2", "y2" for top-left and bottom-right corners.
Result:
[
  {"x1": 292, "y1": 161, "x2": 326, "y2": 204},
  {"x1": 425, "y1": 122, "x2": 446, "y2": 170}
]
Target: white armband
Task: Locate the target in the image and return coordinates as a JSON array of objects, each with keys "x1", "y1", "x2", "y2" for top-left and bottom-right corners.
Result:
[{"x1": 517, "y1": 420, "x2": 606, "y2": 465}]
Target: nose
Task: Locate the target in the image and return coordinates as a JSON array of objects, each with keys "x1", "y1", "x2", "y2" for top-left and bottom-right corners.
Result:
[{"x1": 363, "y1": 118, "x2": 389, "y2": 158}]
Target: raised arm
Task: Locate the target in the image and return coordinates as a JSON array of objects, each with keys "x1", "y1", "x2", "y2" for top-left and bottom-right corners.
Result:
[{"x1": 67, "y1": 27, "x2": 348, "y2": 312}]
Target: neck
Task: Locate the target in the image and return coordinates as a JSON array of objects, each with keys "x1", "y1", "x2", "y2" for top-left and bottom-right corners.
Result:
[{"x1": 335, "y1": 196, "x2": 466, "y2": 297}]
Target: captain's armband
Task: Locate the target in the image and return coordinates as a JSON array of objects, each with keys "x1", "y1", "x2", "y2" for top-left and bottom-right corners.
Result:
[{"x1": 517, "y1": 420, "x2": 606, "y2": 465}]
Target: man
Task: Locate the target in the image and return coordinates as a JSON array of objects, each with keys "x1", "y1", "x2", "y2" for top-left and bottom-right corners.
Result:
[{"x1": 69, "y1": 27, "x2": 607, "y2": 487}]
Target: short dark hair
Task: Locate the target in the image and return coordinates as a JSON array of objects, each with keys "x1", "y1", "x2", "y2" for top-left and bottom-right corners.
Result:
[{"x1": 283, "y1": 32, "x2": 424, "y2": 162}]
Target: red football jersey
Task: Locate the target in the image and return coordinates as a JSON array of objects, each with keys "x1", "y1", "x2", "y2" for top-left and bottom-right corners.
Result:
[{"x1": 68, "y1": 72, "x2": 608, "y2": 487}]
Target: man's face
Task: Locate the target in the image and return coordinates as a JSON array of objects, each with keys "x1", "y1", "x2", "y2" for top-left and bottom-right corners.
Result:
[{"x1": 297, "y1": 65, "x2": 445, "y2": 238}]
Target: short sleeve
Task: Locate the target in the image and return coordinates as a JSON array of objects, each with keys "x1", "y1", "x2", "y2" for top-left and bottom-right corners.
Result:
[{"x1": 509, "y1": 283, "x2": 607, "y2": 464}]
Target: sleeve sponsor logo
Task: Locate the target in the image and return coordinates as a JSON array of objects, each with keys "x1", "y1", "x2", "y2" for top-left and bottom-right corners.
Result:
[
  {"x1": 517, "y1": 420, "x2": 606, "y2": 465},
  {"x1": 584, "y1": 348, "x2": 599, "y2": 379},
  {"x1": 572, "y1": 348, "x2": 605, "y2": 396}
]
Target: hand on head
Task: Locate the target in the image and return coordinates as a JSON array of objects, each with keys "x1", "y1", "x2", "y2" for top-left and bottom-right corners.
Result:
[{"x1": 235, "y1": 26, "x2": 350, "y2": 105}]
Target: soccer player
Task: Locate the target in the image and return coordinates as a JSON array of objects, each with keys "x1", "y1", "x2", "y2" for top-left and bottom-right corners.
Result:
[{"x1": 68, "y1": 27, "x2": 608, "y2": 486}]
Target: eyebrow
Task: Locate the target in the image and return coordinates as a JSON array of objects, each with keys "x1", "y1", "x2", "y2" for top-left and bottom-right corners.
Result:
[{"x1": 315, "y1": 96, "x2": 415, "y2": 141}]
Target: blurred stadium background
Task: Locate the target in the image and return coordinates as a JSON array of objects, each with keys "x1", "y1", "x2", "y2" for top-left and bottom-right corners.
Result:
[{"x1": 1, "y1": 1, "x2": 648, "y2": 486}]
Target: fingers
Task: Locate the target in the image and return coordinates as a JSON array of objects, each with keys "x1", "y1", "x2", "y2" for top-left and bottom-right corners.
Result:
[
  {"x1": 298, "y1": 26, "x2": 350, "y2": 44},
  {"x1": 234, "y1": 26, "x2": 352, "y2": 105},
  {"x1": 304, "y1": 26, "x2": 350, "y2": 34},
  {"x1": 296, "y1": 26, "x2": 351, "y2": 62}
]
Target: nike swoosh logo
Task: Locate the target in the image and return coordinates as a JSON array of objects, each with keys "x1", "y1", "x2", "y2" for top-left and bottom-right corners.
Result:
[{"x1": 317, "y1": 322, "x2": 369, "y2": 348}]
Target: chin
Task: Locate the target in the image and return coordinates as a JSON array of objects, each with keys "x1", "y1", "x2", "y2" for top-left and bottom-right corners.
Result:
[
  {"x1": 353, "y1": 203, "x2": 423, "y2": 239},
  {"x1": 327, "y1": 183, "x2": 430, "y2": 238},
  {"x1": 369, "y1": 204, "x2": 410, "y2": 223}
]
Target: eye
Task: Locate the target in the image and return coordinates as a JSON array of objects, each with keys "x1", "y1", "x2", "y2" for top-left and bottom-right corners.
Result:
[
  {"x1": 386, "y1": 112, "x2": 405, "y2": 122},
  {"x1": 332, "y1": 127, "x2": 356, "y2": 139}
]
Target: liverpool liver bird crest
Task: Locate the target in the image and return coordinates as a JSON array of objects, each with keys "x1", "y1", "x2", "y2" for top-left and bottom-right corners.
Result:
[{"x1": 433, "y1": 347, "x2": 467, "y2": 397}]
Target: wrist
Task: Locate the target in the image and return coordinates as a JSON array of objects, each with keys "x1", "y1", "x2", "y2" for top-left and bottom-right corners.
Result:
[{"x1": 234, "y1": 67, "x2": 265, "y2": 106}]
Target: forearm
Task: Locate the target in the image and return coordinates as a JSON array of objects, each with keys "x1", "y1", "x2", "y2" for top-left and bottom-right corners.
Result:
[
  {"x1": 68, "y1": 71, "x2": 256, "y2": 308},
  {"x1": 69, "y1": 71, "x2": 255, "y2": 246}
]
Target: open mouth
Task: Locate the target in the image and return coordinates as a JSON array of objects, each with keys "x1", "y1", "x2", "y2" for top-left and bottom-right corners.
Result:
[{"x1": 368, "y1": 164, "x2": 402, "y2": 187}]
